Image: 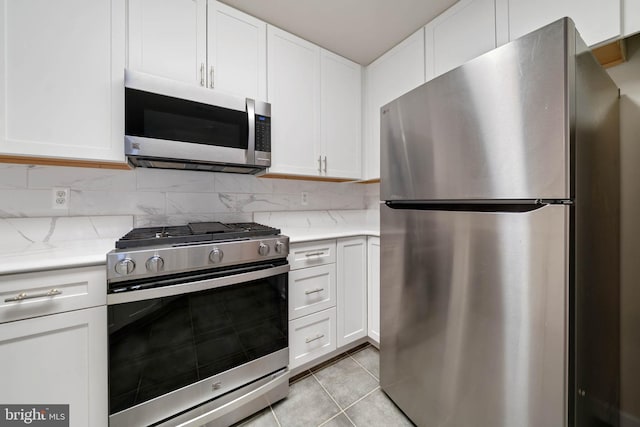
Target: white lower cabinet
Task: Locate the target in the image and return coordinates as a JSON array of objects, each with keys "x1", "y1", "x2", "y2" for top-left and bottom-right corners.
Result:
[
  {"x1": 367, "y1": 237, "x2": 381, "y2": 345},
  {"x1": 288, "y1": 236, "x2": 371, "y2": 370},
  {"x1": 0, "y1": 266, "x2": 108, "y2": 427},
  {"x1": 337, "y1": 237, "x2": 367, "y2": 347},
  {"x1": 0, "y1": 306, "x2": 108, "y2": 427},
  {"x1": 289, "y1": 307, "x2": 337, "y2": 368}
]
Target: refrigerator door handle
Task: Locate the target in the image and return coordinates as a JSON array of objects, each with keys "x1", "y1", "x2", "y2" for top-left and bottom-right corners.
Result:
[{"x1": 384, "y1": 200, "x2": 556, "y2": 213}]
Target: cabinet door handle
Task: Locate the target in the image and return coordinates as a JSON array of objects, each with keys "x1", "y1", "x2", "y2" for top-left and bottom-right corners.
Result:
[
  {"x1": 200, "y1": 63, "x2": 205, "y2": 86},
  {"x1": 318, "y1": 156, "x2": 322, "y2": 173},
  {"x1": 5, "y1": 289, "x2": 62, "y2": 302},
  {"x1": 304, "y1": 251, "x2": 324, "y2": 257},
  {"x1": 210, "y1": 66, "x2": 214, "y2": 89},
  {"x1": 323, "y1": 156, "x2": 327, "y2": 173},
  {"x1": 305, "y1": 288, "x2": 324, "y2": 295},
  {"x1": 305, "y1": 333, "x2": 325, "y2": 344}
]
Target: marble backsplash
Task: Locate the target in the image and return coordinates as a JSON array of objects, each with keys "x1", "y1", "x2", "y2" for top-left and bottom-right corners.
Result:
[{"x1": 0, "y1": 164, "x2": 379, "y2": 226}]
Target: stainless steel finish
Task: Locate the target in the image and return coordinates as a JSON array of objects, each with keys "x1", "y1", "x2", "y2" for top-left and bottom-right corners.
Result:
[
  {"x1": 4, "y1": 289, "x2": 62, "y2": 302},
  {"x1": 114, "y1": 258, "x2": 135, "y2": 276},
  {"x1": 573, "y1": 30, "x2": 620, "y2": 426},
  {"x1": 323, "y1": 156, "x2": 327, "y2": 173},
  {"x1": 254, "y1": 150, "x2": 271, "y2": 167},
  {"x1": 208, "y1": 247, "x2": 223, "y2": 263},
  {"x1": 304, "y1": 288, "x2": 324, "y2": 295},
  {"x1": 126, "y1": 136, "x2": 249, "y2": 168},
  {"x1": 304, "y1": 251, "x2": 324, "y2": 257},
  {"x1": 246, "y1": 99, "x2": 256, "y2": 165},
  {"x1": 258, "y1": 242, "x2": 270, "y2": 256},
  {"x1": 380, "y1": 20, "x2": 570, "y2": 202},
  {"x1": 210, "y1": 66, "x2": 214, "y2": 89},
  {"x1": 305, "y1": 333, "x2": 325, "y2": 343},
  {"x1": 379, "y1": 18, "x2": 621, "y2": 427},
  {"x1": 107, "y1": 263, "x2": 289, "y2": 305},
  {"x1": 153, "y1": 369, "x2": 289, "y2": 427},
  {"x1": 381, "y1": 203, "x2": 569, "y2": 427},
  {"x1": 109, "y1": 349, "x2": 289, "y2": 427},
  {"x1": 145, "y1": 255, "x2": 164, "y2": 273},
  {"x1": 108, "y1": 235, "x2": 288, "y2": 283},
  {"x1": 200, "y1": 63, "x2": 205, "y2": 86}
]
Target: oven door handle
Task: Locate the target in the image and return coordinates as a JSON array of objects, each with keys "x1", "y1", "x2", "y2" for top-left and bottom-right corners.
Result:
[{"x1": 107, "y1": 264, "x2": 289, "y2": 305}]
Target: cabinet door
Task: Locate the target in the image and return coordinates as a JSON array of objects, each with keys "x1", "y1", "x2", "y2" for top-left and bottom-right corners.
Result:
[
  {"x1": 367, "y1": 237, "x2": 380, "y2": 345},
  {"x1": 320, "y1": 49, "x2": 362, "y2": 179},
  {"x1": 364, "y1": 29, "x2": 425, "y2": 180},
  {"x1": 507, "y1": 0, "x2": 620, "y2": 47},
  {"x1": 0, "y1": 0, "x2": 125, "y2": 163},
  {"x1": 289, "y1": 307, "x2": 337, "y2": 369},
  {"x1": 128, "y1": 0, "x2": 207, "y2": 86},
  {"x1": 337, "y1": 237, "x2": 368, "y2": 347},
  {"x1": 623, "y1": 0, "x2": 640, "y2": 37},
  {"x1": 0, "y1": 306, "x2": 108, "y2": 427},
  {"x1": 427, "y1": 0, "x2": 496, "y2": 79},
  {"x1": 208, "y1": 1, "x2": 266, "y2": 101},
  {"x1": 267, "y1": 26, "x2": 321, "y2": 176}
]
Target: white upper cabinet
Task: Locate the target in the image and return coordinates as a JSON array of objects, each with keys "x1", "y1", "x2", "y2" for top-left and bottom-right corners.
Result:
[
  {"x1": 504, "y1": 0, "x2": 621, "y2": 47},
  {"x1": 364, "y1": 28, "x2": 425, "y2": 180},
  {"x1": 128, "y1": 0, "x2": 206, "y2": 86},
  {"x1": 128, "y1": 0, "x2": 266, "y2": 100},
  {"x1": 207, "y1": 1, "x2": 266, "y2": 100},
  {"x1": 320, "y1": 50, "x2": 362, "y2": 179},
  {"x1": 267, "y1": 26, "x2": 321, "y2": 176},
  {"x1": 268, "y1": 26, "x2": 362, "y2": 179},
  {"x1": 426, "y1": 0, "x2": 497, "y2": 80},
  {"x1": 0, "y1": 0, "x2": 125, "y2": 163},
  {"x1": 623, "y1": 0, "x2": 640, "y2": 37}
]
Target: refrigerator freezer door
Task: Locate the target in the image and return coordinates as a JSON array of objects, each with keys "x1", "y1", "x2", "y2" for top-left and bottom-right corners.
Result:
[
  {"x1": 381, "y1": 19, "x2": 571, "y2": 202},
  {"x1": 380, "y1": 203, "x2": 568, "y2": 427}
]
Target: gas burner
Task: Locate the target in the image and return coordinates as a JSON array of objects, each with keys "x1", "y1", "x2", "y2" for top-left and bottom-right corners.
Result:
[{"x1": 114, "y1": 222, "x2": 281, "y2": 249}]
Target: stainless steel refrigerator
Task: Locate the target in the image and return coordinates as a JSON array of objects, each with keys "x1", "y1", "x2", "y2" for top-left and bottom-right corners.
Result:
[{"x1": 380, "y1": 18, "x2": 620, "y2": 427}]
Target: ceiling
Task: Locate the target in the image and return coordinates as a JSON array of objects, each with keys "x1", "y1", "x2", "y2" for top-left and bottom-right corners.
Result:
[{"x1": 218, "y1": 0, "x2": 459, "y2": 65}]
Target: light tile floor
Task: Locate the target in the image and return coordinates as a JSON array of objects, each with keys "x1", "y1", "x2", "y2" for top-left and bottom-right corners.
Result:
[{"x1": 234, "y1": 345, "x2": 415, "y2": 427}]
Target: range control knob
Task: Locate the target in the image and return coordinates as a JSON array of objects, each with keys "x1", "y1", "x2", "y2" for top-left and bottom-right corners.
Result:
[
  {"x1": 115, "y1": 258, "x2": 135, "y2": 275},
  {"x1": 275, "y1": 241, "x2": 286, "y2": 254},
  {"x1": 258, "y1": 242, "x2": 270, "y2": 256},
  {"x1": 145, "y1": 256, "x2": 164, "y2": 273},
  {"x1": 209, "y1": 247, "x2": 224, "y2": 263}
]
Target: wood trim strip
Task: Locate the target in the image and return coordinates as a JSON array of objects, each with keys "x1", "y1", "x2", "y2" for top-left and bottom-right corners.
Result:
[
  {"x1": 259, "y1": 173, "x2": 354, "y2": 183},
  {"x1": 592, "y1": 39, "x2": 627, "y2": 69},
  {"x1": 0, "y1": 155, "x2": 131, "y2": 170}
]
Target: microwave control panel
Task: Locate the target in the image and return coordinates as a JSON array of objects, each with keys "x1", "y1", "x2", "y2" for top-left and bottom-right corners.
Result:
[{"x1": 255, "y1": 115, "x2": 271, "y2": 152}]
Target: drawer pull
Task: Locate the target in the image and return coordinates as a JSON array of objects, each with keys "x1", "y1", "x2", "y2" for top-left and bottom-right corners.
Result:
[
  {"x1": 305, "y1": 251, "x2": 325, "y2": 257},
  {"x1": 4, "y1": 289, "x2": 62, "y2": 302},
  {"x1": 305, "y1": 333, "x2": 325, "y2": 344},
  {"x1": 305, "y1": 288, "x2": 324, "y2": 295}
]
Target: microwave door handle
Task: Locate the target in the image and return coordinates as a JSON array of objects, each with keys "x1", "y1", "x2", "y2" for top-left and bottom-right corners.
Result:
[{"x1": 246, "y1": 98, "x2": 256, "y2": 164}]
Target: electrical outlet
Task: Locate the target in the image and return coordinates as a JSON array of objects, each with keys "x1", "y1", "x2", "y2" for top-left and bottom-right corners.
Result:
[
  {"x1": 301, "y1": 191, "x2": 309, "y2": 206},
  {"x1": 52, "y1": 188, "x2": 70, "y2": 209}
]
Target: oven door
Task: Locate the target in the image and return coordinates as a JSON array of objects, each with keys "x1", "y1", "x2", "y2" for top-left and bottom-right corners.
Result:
[{"x1": 107, "y1": 261, "x2": 289, "y2": 427}]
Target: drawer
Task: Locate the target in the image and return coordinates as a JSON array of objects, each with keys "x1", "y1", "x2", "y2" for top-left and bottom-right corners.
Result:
[
  {"x1": 0, "y1": 266, "x2": 106, "y2": 323},
  {"x1": 288, "y1": 240, "x2": 336, "y2": 270},
  {"x1": 289, "y1": 264, "x2": 336, "y2": 320},
  {"x1": 289, "y1": 307, "x2": 336, "y2": 369}
]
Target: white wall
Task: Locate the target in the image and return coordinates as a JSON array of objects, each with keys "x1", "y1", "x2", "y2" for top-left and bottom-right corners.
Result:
[
  {"x1": 606, "y1": 33, "x2": 640, "y2": 426},
  {"x1": 0, "y1": 164, "x2": 368, "y2": 226}
]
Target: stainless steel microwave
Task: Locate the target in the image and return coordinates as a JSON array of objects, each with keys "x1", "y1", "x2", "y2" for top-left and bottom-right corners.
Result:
[{"x1": 124, "y1": 70, "x2": 271, "y2": 174}]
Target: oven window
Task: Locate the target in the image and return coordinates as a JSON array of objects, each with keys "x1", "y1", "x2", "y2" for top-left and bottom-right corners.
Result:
[
  {"x1": 125, "y1": 88, "x2": 248, "y2": 149},
  {"x1": 108, "y1": 274, "x2": 287, "y2": 415}
]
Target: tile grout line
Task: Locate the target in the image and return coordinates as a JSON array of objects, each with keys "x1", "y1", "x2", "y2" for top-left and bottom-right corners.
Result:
[
  {"x1": 348, "y1": 353, "x2": 379, "y2": 382},
  {"x1": 341, "y1": 385, "x2": 381, "y2": 413},
  {"x1": 269, "y1": 404, "x2": 282, "y2": 427},
  {"x1": 310, "y1": 370, "x2": 348, "y2": 424}
]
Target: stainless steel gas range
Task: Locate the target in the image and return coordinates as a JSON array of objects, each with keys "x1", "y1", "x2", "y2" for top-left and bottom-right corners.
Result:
[{"x1": 106, "y1": 222, "x2": 290, "y2": 427}]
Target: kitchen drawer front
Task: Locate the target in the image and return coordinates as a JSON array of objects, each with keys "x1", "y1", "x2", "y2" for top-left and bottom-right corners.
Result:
[
  {"x1": 289, "y1": 264, "x2": 336, "y2": 320},
  {"x1": 289, "y1": 307, "x2": 336, "y2": 369},
  {"x1": 0, "y1": 266, "x2": 107, "y2": 323},
  {"x1": 288, "y1": 240, "x2": 336, "y2": 270}
]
